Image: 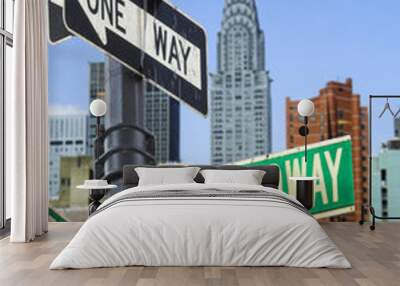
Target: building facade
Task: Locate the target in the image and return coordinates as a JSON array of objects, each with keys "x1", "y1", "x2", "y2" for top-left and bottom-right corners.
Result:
[
  {"x1": 210, "y1": 0, "x2": 272, "y2": 165},
  {"x1": 286, "y1": 78, "x2": 369, "y2": 222},
  {"x1": 372, "y1": 138, "x2": 400, "y2": 218},
  {"x1": 60, "y1": 156, "x2": 92, "y2": 211},
  {"x1": 49, "y1": 113, "x2": 89, "y2": 200},
  {"x1": 88, "y1": 62, "x2": 106, "y2": 157},
  {"x1": 395, "y1": 118, "x2": 400, "y2": 137},
  {"x1": 144, "y1": 83, "x2": 180, "y2": 163}
]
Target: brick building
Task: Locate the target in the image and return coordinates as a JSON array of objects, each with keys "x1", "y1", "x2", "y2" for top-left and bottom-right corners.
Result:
[{"x1": 286, "y1": 78, "x2": 369, "y2": 221}]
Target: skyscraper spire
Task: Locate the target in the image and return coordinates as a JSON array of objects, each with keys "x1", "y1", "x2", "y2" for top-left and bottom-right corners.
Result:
[
  {"x1": 223, "y1": 0, "x2": 257, "y2": 10},
  {"x1": 222, "y1": 0, "x2": 259, "y2": 25},
  {"x1": 217, "y1": 0, "x2": 265, "y2": 73}
]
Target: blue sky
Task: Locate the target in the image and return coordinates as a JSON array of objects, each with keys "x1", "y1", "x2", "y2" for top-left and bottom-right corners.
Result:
[{"x1": 48, "y1": 0, "x2": 400, "y2": 162}]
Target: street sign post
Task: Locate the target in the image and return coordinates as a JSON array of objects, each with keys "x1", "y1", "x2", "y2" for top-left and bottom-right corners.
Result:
[
  {"x1": 236, "y1": 136, "x2": 356, "y2": 219},
  {"x1": 62, "y1": 0, "x2": 208, "y2": 115},
  {"x1": 48, "y1": 0, "x2": 72, "y2": 44}
]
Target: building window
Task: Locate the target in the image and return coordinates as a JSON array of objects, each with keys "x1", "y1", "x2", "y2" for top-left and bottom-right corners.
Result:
[
  {"x1": 381, "y1": 169, "x2": 387, "y2": 181},
  {"x1": 337, "y1": 110, "x2": 344, "y2": 119}
]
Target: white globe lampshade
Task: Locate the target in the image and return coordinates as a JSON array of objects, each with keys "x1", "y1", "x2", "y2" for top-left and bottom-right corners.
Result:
[
  {"x1": 297, "y1": 99, "x2": 315, "y2": 117},
  {"x1": 90, "y1": 99, "x2": 107, "y2": 117}
]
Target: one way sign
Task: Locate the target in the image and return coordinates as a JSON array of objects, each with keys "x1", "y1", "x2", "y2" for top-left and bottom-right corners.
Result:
[{"x1": 63, "y1": 0, "x2": 208, "y2": 115}]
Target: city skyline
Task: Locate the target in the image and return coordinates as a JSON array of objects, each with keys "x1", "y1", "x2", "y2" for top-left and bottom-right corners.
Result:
[{"x1": 48, "y1": 0, "x2": 400, "y2": 163}]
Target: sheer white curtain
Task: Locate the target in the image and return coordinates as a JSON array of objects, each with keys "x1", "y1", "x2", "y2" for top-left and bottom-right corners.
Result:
[{"x1": 7, "y1": 0, "x2": 48, "y2": 242}]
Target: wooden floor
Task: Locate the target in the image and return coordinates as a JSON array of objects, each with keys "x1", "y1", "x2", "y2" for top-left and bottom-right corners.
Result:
[{"x1": 0, "y1": 222, "x2": 399, "y2": 286}]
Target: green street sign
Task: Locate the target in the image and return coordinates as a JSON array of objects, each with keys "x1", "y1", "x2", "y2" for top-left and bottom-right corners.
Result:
[{"x1": 236, "y1": 136, "x2": 355, "y2": 219}]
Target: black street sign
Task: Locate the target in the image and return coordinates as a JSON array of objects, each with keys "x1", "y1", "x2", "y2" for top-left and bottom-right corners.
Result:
[
  {"x1": 63, "y1": 0, "x2": 208, "y2": 116},
  {"x1": 48, "y1": 0, "x2": 72, "y2": 44}
]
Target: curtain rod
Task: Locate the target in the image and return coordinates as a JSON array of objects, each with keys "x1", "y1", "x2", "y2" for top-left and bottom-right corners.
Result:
[{"x1": 370, "y1": 95, "x2": 400, "y2": 98}]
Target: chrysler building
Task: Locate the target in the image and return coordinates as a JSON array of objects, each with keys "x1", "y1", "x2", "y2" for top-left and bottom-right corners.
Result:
[{"x1": 211, "y1": 0, "x2": 272, "y2": 164}]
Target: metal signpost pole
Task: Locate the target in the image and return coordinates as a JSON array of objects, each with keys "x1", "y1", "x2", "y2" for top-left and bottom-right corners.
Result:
[{"x1": 103, "y1": 57, "x2": 150, "y2": 186}]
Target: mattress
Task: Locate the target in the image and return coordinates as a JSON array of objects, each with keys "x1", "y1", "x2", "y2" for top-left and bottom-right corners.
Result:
[{"x1": 50, "y1": 183, "x2": 351, "y2": 269}]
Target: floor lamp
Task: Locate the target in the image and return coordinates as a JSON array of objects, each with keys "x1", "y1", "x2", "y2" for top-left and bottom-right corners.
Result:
[{"x1": 293, "y1": 99, "x2": 316, "y2": 210}]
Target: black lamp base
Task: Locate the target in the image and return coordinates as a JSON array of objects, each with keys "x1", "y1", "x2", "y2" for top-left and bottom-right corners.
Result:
[
  {"x1": 88, "y1": 189, "x2": 106, "y2": 215},
  {"x1": 296, "y1": 180, "x2": 314, "y2": 210}
]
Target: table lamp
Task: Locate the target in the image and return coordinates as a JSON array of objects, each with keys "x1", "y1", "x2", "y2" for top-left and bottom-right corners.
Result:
[
  {"x1": 89, "y1": 99, "x2": 107, "y2": 160},
  {"x1": 297, "y1": 99, "x2": 315, "y2": 162}
]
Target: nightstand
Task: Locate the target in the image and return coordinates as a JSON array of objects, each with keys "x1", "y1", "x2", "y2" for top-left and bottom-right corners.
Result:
[
  {"x1": 77, "y1": 180, "x2": 117, "y2": 215},
  {"x1": 289, "y1": 177, "x2": 318, "y2": 210}
]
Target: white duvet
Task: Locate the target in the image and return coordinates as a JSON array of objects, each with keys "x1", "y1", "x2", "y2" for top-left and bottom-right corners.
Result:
[{"x1": 50, "y1": 183, "x2": 351, "y2": 269}]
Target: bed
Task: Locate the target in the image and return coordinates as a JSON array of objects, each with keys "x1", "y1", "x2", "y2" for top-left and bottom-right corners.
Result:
[{"x1": 50, "y1": 165, "x2": 351, "y2": 269}]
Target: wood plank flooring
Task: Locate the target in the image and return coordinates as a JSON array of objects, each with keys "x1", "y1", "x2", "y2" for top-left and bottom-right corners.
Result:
[{"x1": 0, "y1": 222, "x2": 399, "y2": 286}]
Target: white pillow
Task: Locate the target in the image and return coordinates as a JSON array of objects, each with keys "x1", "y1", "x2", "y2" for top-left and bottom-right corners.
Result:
[
  {"x1": 135, "y1": 167, "x2": 201, "y2": 186},
  {"x1": 200, "y1": 169, "x2": 266, "y2": 185}
]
